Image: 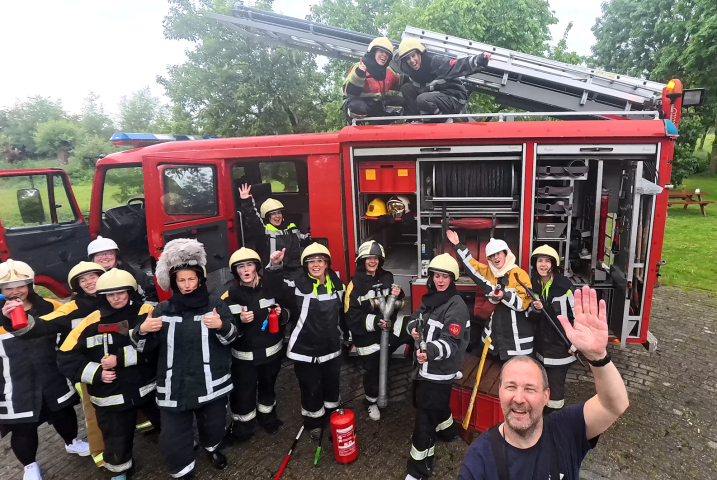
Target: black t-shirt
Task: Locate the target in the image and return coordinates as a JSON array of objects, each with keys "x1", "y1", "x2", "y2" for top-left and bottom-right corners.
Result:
[{"x1": 458, "y1": 404, "x2": 599, "y2": 480}]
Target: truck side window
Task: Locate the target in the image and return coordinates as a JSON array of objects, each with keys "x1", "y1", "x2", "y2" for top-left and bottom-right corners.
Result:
[
  {"x1": 162, "y1": 165, "x2": 217, "y2": 218},
  {"x1": 102, "y1": 167, "x2": 144, "y2": 212},
  {"x1": 259, "y1": 161, "x2": 298, "y2": 192},
  {"x1": 0, "y1": 174, "x2": 77, "y2": 228}
]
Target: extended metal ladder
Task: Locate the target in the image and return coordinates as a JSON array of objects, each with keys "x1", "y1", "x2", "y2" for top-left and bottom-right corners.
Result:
[{"x1": 207, "y1": 3, "x2": 666, "y2": 116}]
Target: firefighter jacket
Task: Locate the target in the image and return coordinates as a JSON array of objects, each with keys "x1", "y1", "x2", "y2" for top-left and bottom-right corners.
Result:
[
  {"x1": 529, "y1": 273, "x2": 576, "y2": 366},
  {"x1": 344, "y1": 268, "x2": 406, "y2": 356},
  {"x1": 239, "y1": 197, "x2": 310, "y2": 270},
  {"x1": 454, "y1": 243, "x2": 534, "y2": 360},
  {"x1": 400, "y1": 52, "x2": 488, "y2": 103},
  {"x1": 221, "y1": 281, "x2": 287, "y2": 365},
  {"x1": 405, "y1": 288, "x2": 470, "y2": 384},
  {"x1": 58, "y1": 299, "x2": 157, "y2": 412},
  {"x1": 265, "y1": 264, "x2": 345, "y2": 364},
  {"x1": 0, "y1": 294, "x2": 76, "y2": 424},
  {"x1": 342, "y1": 62, "x2": 402, "y2": 99},
  {"x1": 118, "y1": 259, "x2": 158, "y2": 304},
  {"x1": 130, "y1": 291, "x2": 237, "y2": 412}
]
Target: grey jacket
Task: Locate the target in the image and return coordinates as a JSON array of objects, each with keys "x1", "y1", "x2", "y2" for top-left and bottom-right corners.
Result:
[{"x1": 406, "y1": 295, "x2": 470, "y2": 384}]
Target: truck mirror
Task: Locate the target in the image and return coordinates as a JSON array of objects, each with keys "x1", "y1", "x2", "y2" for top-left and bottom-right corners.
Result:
[{"x1": 17, "y1": 188, "x2": 46, "y2": 224}]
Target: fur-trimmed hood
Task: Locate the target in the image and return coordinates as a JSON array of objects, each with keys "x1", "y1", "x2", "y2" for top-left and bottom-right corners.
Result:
[{"x1": 155, "y1": 238, "x2": 207, "y2": 291}]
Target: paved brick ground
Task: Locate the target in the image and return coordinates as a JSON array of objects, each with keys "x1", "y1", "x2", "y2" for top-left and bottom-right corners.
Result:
[{"x1": 2, "y1": 286, "x2": 716, "y2": 479}]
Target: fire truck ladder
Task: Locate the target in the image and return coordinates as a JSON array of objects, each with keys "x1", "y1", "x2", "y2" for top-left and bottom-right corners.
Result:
[{"x1": 207, "y1": 3, "x2": 667, "y2": 116}]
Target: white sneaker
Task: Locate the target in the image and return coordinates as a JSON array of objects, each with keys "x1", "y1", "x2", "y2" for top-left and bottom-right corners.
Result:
[
  {"x1": 65, "y1": 438, "x2": 90, "y2": 457},
  {"x1": 367, "y1": 404, "x2": 381, "y2": 421},
  {"x1": 23, "y1": 462, "x2": 42, "y2": 480}
]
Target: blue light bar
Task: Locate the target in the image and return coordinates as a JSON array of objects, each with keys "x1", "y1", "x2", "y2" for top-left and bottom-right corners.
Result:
[{"x1": 110, "y1": 133, "x2": 219, "y2": 146}]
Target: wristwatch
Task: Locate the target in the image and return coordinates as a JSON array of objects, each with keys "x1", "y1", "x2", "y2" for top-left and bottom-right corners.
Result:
[{"x1": 587, "y1": 353, "x2": 612, "y2": 367}]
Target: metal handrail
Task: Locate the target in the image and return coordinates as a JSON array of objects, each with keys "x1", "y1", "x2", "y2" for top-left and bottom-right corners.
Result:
[{"x1": 350, "y1": 111, "x2": 661, "y2": 125}]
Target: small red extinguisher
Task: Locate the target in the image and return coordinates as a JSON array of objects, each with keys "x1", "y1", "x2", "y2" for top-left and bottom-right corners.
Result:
[
  {"x1": 7, "y1": 297, "x2": 28, "y2": 330},
  {"x1": 330, "y1": 408, "x2": 357, "y2": 464},
  {"x1": 268, "y1": 307, "x2": 279, "y2": 334}
]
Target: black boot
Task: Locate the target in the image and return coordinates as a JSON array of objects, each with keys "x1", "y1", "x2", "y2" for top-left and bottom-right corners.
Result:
[
  {"x1": 177, "y1": 472, "x2": 194, "y2": 480},
  {"x1": 230, "y1": 419, "x2": 256, "y2": 443},
  {"x1": 206, "y1": 449, "x2": 228, "y2": 470},
  {"x1": 259, "y1": 410, "x2": 284, "y2": 435}
]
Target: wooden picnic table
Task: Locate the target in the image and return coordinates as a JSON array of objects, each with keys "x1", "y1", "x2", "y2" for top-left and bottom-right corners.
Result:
[{"x1": 668, "y1": 189, "x2": 715, "y2": 216}]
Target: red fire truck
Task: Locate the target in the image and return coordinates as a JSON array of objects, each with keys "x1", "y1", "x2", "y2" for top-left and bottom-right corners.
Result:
[{"x1": 0, "y1": 6, "x2": 704, "y2": 432}]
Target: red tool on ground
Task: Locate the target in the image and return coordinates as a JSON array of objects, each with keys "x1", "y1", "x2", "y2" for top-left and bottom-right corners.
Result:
[{"x1": 274, "y1": 425, "x2": 304, "y2": 480}]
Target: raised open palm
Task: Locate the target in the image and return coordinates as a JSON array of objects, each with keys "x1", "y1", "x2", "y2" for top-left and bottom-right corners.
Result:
[{"x1": 557, "y1": 285, "x2": 608, "y2": 361}]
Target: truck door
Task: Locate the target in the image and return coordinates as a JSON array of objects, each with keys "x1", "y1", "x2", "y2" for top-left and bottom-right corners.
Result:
[
  {"x1": 147, "y1": 159, "x2": 234, "y2": 297},
  {"x1": 0, "y1": 170, "x2": 90, "y2": 296}
]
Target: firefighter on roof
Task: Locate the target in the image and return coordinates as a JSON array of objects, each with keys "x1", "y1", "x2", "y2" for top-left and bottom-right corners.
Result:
[
  {"x1": 222, "y1": 247, "x2": 288, "y2": 442},
  {"x1": 397, "y1": 38, "x2": 491, "y2": 122},
  {"x1": 344, "y1": 240, "x2": 411, "y2": 421},
  {"x1": 130, "y1": 238, "x2": 237, "y2": 479},
  {"x1": 265, "y1": 243, "x2": 345, "y2": 441},
  {"x1": 88, "y1": 236, "x2": 158, "y2": 303},
  {"x1": 58, "y1": 269, "x2": 159, "y2": 480},
  {"x1": 0, "y1": 260, "x2": 89, "y2": 480},
  {"x1": 405, "y1": 254, "x2": 469, "y2": 480},
  {"x1": 342, "y1": 36, "x2": 406, "y2": 123},
  {"x1": 1, "y1": 261, "x2": 109, "y2": 467},
  {"x1": 238, "y1": 183, "x2": 311, "y2": 272},
  {"x1": 530, "y1": 245, "x2": 577, "y2": 413},
  {"x1": 447, "y1": 230, "x2": 534, "y2": 360}
]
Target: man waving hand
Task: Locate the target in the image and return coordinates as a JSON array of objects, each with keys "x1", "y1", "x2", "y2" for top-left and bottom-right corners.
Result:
[{"x1": 458, "y1": 286, "x2": 629, "y2": 480}]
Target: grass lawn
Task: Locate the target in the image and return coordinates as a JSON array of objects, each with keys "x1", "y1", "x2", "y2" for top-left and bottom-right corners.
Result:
[{"x1": 660, "y1": 174, "x2": 717, "y2": 291}]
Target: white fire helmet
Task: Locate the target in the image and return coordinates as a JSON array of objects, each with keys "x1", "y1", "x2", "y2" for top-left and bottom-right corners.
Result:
[
  {"x1": 485, "y1": 238, "x2": 509, "y2": 258},
  {"x1": 87, "y1": 236, "x2": 119, "y2": 258},
  {"x1": 387, "y1": 195, "x2": 411, "y2": 216}
]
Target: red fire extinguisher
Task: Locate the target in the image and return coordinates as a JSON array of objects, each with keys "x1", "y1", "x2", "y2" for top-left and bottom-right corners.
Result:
[
  {"x1": 268, "y1": 307, "x2": 279, "y2": 334},
  {"x1": 330, "y1": 408, "x2": 357, "y2": 464},
  {"x1": 8, "y1": 297, "x2": 28, "y2": 330}
]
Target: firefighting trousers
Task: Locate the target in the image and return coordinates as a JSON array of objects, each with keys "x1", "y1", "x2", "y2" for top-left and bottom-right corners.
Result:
[
  {"x1": 342, "y1": 95, "x2": 406, "y2": 123},
  {"x1": 6, "y1": 403, "x2": 78, "y2": 466},
  {"x1": 159, "y1": 398, "x2": 228, "y2": 478},
  {"x1": 230, "y1": 356, "x2": 282, "y2": 437},
  {"x1": 401, "y1": 84, "x2": 464, "y2": 119},
  {"x1": 95, "y1": 402, "x2": 161, "y2": 474},
  {"x1": 545, "y1": 364, "x2": 572, "y2": 409},
  {"x1": 293, "y1": 356, "x2": 341, "y2": 430},
  {"x1": 362, "y1": 330, "x2": 412, "y2": 404},
  {"x1": 407, "y1": 381, "x2": 457, "y2": 480}
]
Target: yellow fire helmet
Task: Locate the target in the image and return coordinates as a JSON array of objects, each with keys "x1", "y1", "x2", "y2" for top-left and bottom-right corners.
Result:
[
  {"x1": 368, "y1": 37, "x2": 394, "y2": 54},
  {"x1": 95, "y1": 268, "x2": 138, "y2": 295},
  {"x1": 301, "y1": 243, "x2": 332, "y2": 264},
  {"x1": 531, "y1": 244, "x2": 560, "y2": 267},
  {"x1": 229, "y1": 247, "x2": 262, "y2": 270},
  {"x1": 365, "y1": 198, "x2": 388, "y2": 217},
  {"x1": 260, "y1": 198, "x2": 285, "y2": 218},
  {"x1": 356, "y1": 240, "x2": 385, "y2": 264},
  {"x1": 68, "y1": 262, "x2": 106, "y2": 289},
  {"x1": 428, "y1": 253, "x2": 460, "y2": 280},
  {"x1": 397, "y1": 38, "x2": 426, "y2": 59},
  {"x1": 0, "y1": 259, "x2": 35, "y2": 289}
]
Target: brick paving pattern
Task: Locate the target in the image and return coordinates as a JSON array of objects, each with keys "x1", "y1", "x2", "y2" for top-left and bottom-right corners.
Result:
[{"x1": 2, "y1": 286, "x2": 715, "y2": 479}]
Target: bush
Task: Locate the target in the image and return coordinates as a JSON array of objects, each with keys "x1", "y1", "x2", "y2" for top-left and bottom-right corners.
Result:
[{"x1": 72, "y1": 135, "x2": 121, "y2": 169}]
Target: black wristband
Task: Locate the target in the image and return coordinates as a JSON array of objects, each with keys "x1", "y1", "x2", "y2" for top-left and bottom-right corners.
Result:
[{"x1": 588, "y1": 353, "x2": 612, "y2": 367}]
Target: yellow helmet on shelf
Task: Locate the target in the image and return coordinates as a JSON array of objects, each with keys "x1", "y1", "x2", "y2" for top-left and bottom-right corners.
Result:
[{"x1": 365, "y1": 198, "x2": 387, "y2": 217}]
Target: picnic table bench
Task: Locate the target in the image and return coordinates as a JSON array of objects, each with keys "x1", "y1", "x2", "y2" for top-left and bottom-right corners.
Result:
[{"x1": 668, "y1": 189, "x2": 714, "y2": 216}]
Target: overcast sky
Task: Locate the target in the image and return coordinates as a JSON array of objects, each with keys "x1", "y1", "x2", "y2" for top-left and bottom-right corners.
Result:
[{"x1": 0, "y1": 0, "x2": 604, "y2": 118}]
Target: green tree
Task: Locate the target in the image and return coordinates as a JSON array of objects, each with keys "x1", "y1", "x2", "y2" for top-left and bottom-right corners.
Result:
[
  {"x1": 4, "y1": 96, "x2": 66, "y2": 154},
  {"x1": 158, "y1": 0, "x2": 330, "y2": 137},
  {"x1": 118, "y1": 87, "x2": 162, "y2": 132},
  {"x1": 72, "y1": 135, "x2": 122, "y2": 169},
  {"x1": 548, "y1": 23, "x2": 585, "y2": 65},
  {"x1": 34, "y1": 119, "x2": 85, "y2": 165},
  {"x1": 80, "y1": 92, "x2": 116, "y2": 139}
]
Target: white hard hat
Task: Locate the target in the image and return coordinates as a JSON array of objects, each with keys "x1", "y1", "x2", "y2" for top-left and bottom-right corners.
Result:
[
  {"x1": 87, "y1": 236, "x2": 119, "y2": 258},
  {"x1": 0, "y1": 259, "x2": 35, "y2": 289},
  {"x1": 485, "y1": 238, "x2": 509, "y2": 258}
]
